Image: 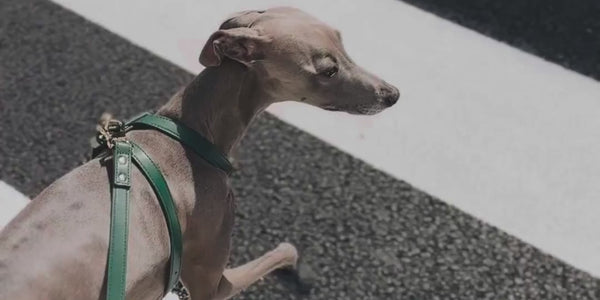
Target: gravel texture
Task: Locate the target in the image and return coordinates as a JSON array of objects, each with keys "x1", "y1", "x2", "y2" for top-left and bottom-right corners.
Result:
[
  {"x1": 399, "y1": 0, "x2": 600, "y2": 82},
  {"x1": 1, "y1": 0, "x2": 600, "y2": 299}
]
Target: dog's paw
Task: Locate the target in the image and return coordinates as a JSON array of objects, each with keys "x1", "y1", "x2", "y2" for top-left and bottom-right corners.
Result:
[{"x1": 274, "y1": 242, "x2": 299, "y2": 268}]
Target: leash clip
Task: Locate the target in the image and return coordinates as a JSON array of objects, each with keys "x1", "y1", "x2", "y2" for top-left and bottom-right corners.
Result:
[{"x1": 96, "y1": 113, "x2": 126, "y2": 149}]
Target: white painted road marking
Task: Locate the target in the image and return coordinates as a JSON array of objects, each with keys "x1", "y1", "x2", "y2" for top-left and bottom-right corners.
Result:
[
  {"x1": 0, "y1": 181, "x2": 29, "y2": 228},
  {"x1": 40, "y1": 0, "x2": 600, "y2": 279}
]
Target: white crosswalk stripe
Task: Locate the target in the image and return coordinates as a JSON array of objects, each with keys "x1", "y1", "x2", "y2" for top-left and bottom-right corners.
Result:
[{"x1": 0, "y1": 181, "x2": 29, "y2": 228}]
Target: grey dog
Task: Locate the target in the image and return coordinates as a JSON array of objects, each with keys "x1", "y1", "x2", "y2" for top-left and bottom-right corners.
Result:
[{"x1": 0, "y1": 7, "x2": 399, "y2": 300}]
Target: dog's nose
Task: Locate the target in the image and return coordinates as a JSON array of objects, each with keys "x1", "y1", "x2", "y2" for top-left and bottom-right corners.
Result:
[{"x1": 379, "y1": 86, "x2": 400, "y2": 107}]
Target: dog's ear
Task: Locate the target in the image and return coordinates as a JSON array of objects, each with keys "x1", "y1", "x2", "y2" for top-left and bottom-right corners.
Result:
[{"x1": 199, "y1": 27, "x2": 270, "y2": 67}]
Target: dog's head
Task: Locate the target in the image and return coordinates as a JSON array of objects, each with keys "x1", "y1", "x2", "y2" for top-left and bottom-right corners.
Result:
[{"x1": 200, "y1": 7, "x2": 399, "y2": 115}]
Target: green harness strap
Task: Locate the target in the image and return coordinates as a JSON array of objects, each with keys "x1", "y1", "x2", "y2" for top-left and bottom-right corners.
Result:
[
  {"x1": 105, "y1": 141, "x2": 132, "y2": 300},
  {"x1": 126, "y1": 113, "x2": 233, "y2": 174},
  {"x1": 95, "y1": 112, "x2": 233, "y2": 300}
]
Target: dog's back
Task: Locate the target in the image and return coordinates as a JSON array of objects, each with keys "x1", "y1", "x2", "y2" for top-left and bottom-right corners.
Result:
[
  {"x1": 0, "y1": 130, "x2": 233, "y2": 300},
  {"x1": 1, "y1": 160, "x2": 119, "y2": 299}
]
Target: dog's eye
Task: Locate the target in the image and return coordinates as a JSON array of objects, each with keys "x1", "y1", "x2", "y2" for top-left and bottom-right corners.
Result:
[{"x1": 321, "y1": 66, "x2": 338, "y2": 78}]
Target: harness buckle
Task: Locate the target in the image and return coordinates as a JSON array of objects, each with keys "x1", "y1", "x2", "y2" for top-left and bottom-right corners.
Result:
[{"x1": 96, "y1": 113, "x2": 126, "y2": 149}]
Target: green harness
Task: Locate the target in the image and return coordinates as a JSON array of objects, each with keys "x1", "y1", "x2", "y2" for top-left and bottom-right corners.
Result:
[{"x1": 92, "y1": 112, "x2": 233, "y2": 300}]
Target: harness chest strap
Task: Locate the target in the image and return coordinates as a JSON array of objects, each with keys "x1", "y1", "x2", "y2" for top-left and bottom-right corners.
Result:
[
  {"x1": 106, "y1": 141, "x2": 132, "y2": 300},
  {"x1": 130, "y1": 142, "x2": 183, "y2": 292},
  {"x1": 97, "y1": 113, "x2": 233, "y2": 300}
]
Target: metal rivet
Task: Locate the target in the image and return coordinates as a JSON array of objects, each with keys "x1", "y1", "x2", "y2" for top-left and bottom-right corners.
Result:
[
  {"x1": 118, "y1": 156, "x2": 127, "y2": 165},
  {"x1": 118, "y1": 173, "x2": 126, "y2": 182}
]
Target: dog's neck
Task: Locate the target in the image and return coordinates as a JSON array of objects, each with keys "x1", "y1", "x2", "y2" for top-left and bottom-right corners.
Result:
[{"x1": 158, "y1": 60, "x2": 272, "y2": 156}]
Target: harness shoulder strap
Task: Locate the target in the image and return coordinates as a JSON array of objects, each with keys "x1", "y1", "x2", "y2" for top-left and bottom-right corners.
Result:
[{"x1": 126, "y1": 113, "x2": 233, "y2": 174}]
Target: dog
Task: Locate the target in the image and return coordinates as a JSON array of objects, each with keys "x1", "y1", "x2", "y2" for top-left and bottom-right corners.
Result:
[{"x1": 0, "y1": 7, "x2": 399, "y2": 300}]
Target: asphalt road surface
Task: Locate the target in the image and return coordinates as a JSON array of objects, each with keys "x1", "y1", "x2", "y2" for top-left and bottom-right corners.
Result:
[{"x1": 1, "y1": 0, "x2": 599, "y2": 299}]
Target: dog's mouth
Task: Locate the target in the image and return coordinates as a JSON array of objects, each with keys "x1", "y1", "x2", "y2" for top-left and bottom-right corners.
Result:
[
  {"x1": 322, "y1": 105, "x2": 341, "y2": 112},
  {"x1": 321, "y1": 104, "x2": 386, "y2": 115}
]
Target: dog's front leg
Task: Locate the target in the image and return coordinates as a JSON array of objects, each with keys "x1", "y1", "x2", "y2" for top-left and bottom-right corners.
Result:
[{"x1": 211, "y1": 242, "x2": 298, "y2": 299}]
